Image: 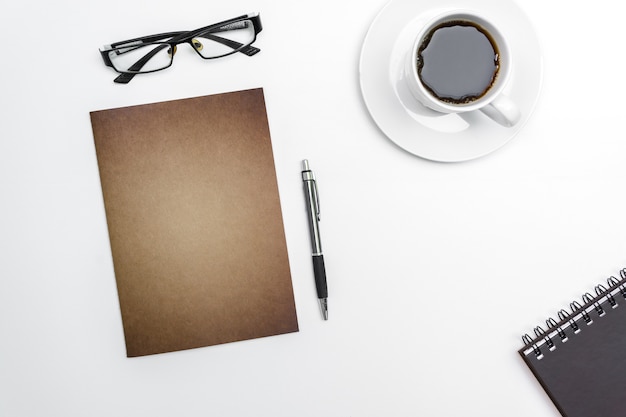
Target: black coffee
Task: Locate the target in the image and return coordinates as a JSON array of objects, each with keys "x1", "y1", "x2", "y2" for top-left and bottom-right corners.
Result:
[{"x1": 417, "y1": 20, "x2": 499, "y2": 104}]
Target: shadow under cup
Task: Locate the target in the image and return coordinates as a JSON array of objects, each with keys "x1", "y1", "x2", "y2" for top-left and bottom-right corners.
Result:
[{"x1": 405, "y1": 12, "x2": 518, "y2": 126}]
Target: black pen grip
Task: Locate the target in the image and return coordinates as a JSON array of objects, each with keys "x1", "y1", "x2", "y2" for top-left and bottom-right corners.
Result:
[{"x1": 312, "y1": 255, "x2": 328, "y2": 298}]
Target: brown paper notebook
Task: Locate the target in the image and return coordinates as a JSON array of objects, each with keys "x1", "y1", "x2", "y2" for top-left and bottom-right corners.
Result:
[{"x1": 90, "y1": 88, "x2": 298, "y2": 357}]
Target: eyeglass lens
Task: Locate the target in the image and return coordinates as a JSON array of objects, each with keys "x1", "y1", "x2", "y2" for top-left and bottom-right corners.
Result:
[
  {"x1": 191, "y1": 20, "x2": 255, "y2": 58},
  {"x1": 108, "y1": 43, "x2": 176, "y2": 74}
]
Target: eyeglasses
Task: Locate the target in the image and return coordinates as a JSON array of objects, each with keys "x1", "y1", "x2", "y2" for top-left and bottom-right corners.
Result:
[{"x1": 99, "y1": 13, "x2": 263, "y2": 84}]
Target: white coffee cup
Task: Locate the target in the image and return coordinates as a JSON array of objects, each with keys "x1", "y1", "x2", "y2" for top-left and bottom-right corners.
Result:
[{"x1": 404, "y1": 11, "x2": 520, "y2": 127}]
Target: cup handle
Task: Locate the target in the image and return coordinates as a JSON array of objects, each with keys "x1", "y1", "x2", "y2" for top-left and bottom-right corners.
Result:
[{"x1": 479, "y1": 94, "x2": 521, "y2": 127}]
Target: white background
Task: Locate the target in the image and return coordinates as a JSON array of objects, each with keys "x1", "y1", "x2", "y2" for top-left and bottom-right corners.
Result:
[{"x1": 1, "y1": 0, "x2": 624, "y2": 416}]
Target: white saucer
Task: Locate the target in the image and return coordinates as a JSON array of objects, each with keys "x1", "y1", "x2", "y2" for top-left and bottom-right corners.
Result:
[{"x1": 359, "y1": 0, "x2": 543, "y2": 162}]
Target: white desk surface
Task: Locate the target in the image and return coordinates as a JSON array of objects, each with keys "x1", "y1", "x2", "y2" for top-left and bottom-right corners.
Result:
[{"x1": 1, "y1": 1, "x2": 624, "y2": 416}]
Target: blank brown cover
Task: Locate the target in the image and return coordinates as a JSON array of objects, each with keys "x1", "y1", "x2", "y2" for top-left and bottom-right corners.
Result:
[{"x1": 90, "y1": 88, "x2": 298, "y2": 357}]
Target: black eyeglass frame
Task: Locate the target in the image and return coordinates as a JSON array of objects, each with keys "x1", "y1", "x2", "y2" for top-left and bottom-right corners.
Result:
[{"x1": 99, "y1": 13, "x2": 263, "y2": 83}]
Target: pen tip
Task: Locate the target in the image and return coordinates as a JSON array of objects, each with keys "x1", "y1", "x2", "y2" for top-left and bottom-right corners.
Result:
[
  {"x1": 319, "y1": 298, "x2": 328, "y2": 320},
  {"x1": 302, "y1": 159, "x2": 310, "y2": 171}
]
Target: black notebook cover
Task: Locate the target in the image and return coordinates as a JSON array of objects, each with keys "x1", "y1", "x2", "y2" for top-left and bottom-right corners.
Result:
[{"x1": 519, "y1": 270, "x2": 626, "y2": 417}]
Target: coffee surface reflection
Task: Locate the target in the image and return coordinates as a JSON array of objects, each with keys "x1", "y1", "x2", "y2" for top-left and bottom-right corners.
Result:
[{"x1": 417, "y1": 21, "x2": 499, "y2": 105}]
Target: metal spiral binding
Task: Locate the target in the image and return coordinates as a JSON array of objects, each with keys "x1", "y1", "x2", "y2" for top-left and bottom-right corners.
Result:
[
  {"x1": 546, "y1": 317, "x2": 568, "y2": 342},
  {"x1": 570, "y1": 300, "x2": 593, "y2": 324},
  {"x1": 557, "y1": 308, "x2": 580, "y2": 334},
  {"x1": 521, "y1": 268, "x2": 626, "y2": 360},
  {"x1": 595, "y1": 284, "x2": 617, "y2": 308},
  {"x1": 522, "y1": 334, "x2": 542, "y2": 359}
]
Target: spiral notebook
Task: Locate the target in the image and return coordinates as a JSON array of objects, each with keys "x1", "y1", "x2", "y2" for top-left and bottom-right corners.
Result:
[{"x1": 519, "y1": 268, "x2": 626, "y2": 417}]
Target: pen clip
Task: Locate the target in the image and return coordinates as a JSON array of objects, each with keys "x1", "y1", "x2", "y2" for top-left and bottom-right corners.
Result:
[{"x1": 312, "y1": 179, "x2": 321, "y2": 221}]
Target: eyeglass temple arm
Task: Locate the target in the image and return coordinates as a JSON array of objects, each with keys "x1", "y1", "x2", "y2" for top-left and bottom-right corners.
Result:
[
  {"x1": 104, "y1": 20, "x2": 256, "y2": 62},
  {"x1": 106, "y1": 9, "x2": 261, "y2": 50},
  {"x1": 113, "y1": 31, "x2": 182, "y2": 47}
]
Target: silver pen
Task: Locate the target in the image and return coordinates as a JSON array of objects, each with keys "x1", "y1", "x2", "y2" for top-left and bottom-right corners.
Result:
[{"x1": 301, "y1": 160, "x2": 328, "y2": 320}]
